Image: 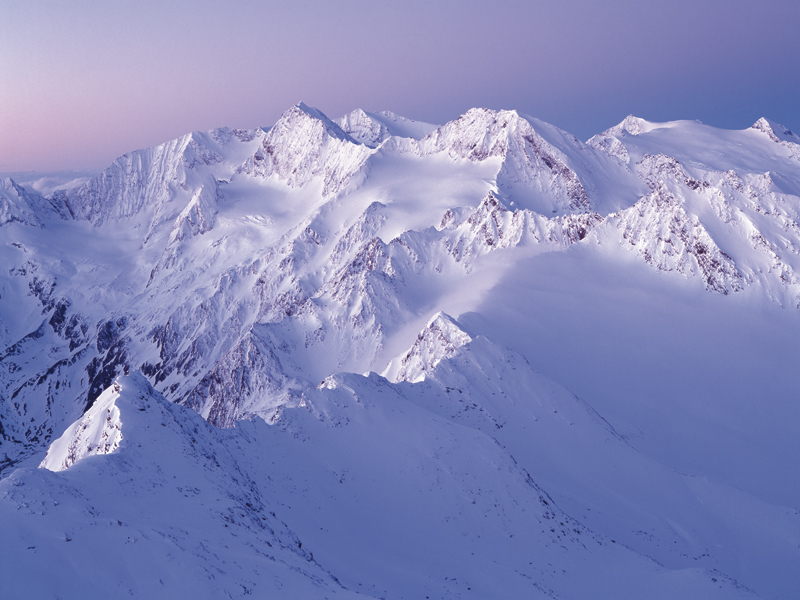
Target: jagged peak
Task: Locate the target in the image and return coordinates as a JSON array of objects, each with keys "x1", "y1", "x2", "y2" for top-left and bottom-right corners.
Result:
[
  {"x1": 425, "y1": 107, "x2": 522, "y2": 135},
  {"x1": 1, "y1": 176, "x2": 26, "y2": 196},
  {"x1": 0, "y1": 176, "x2": 48, "y2": 227},
  {"x1": 592, "y1": 115, "x2": 653, "y2": 140},
  {"x1": 343, "y1": 107, "x2": 370, "y2": 120},
  {"x1": 752, "y1": 117, "x2": 775, "y2": 132},
  {"x1": 421, "y1": 106, "x2": 585, "y2": 158},
  {"x1": 586, "y1": 116, "x2": 666, "y2": 162},
  {"x1": 751, "y1": 117, "x2": 800, "y2": 144},
  {"x1": 417, "y1": 107, "x2": 534, "y2": 162},
  {"x1": 383, "y1": 312, "x2": 472, "y2": 383},
  {"x1": 467, "y1": 106, "x2": 520, "y2": 120},
  {"x1": 336, "y1": 108, "x2": 437, "y2": 147},
  {"x1": 241, "y1": 102, "x2": 374, "y2": 196},
  {"x1": 335, "y1": 108, "x2": 387, "y2": 147},
  {"x1": 39, "y1": 374, "x2": 136, "y2": 471},
  {"x1": 618, "y1": 115, "x2": 647, "y2": 136},
  {"x1": 450, "y1": 107, "x2": 526, "y2": 131},
  {"x1": 294, "y1": 102, "x2": 353, "y2": 139},
  {"x1": 426, "y1": 311, "x2": 470, "y2": 334},
  {"x1": 280, "y1": 102, "x2": 355, "y2": 143},
  {"x1": 295, "y1": 100, "x2": 326, "y2": 119}
]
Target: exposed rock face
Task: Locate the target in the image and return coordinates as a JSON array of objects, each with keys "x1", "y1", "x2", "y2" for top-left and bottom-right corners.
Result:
[
  {"x1": 440, "y1": 191, "x2": 603, "y2": 264},
  {"x1": 182, "y1": 326, "x2": 301, "y2": 428},
  {"x1": 609, "y1": 183, "x2": 744, "y2": 294}
]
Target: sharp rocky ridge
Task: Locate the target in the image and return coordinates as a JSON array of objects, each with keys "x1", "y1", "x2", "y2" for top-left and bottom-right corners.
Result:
[{"x1": 1, "y1": 103, "x2": 799, "y2": 599}]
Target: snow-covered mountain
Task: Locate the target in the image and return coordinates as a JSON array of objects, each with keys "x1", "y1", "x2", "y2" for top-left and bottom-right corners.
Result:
[
  {"x1": 335, "y1": 108, "x2": 437, "y2": 147},
  {"x1": 2, "y1": 103, "x2": 799, "y2": 599}
]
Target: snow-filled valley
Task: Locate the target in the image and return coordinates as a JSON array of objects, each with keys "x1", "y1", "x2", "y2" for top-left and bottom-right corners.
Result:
[{"x1": 1, "y1": 103, "x2": 799, "y2": 598}]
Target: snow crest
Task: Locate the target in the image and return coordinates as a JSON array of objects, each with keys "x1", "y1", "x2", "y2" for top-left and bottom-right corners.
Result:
[
  {"x1": 0, "y1": 177, "x2": 47, "y2": 227},
  {"x1": 384, "y1": 312, "x2": 472, "y2": 383},
  {"x1": 40, "y1": 378, "x2": 124, "y2": 471},
  {"x1": 419, "y1": 108, "x2": 594, "y2": 214},
  {"x1": 335, "y1": 108, "x2": 437, "y2": 147},
  {"x1": 241, "y1": 102, "x2": 372, "y2": 197}
]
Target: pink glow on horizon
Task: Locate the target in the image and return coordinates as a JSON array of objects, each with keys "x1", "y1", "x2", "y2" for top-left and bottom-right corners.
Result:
[{"x1": 2, "y1": 0, "x2": 799, "y2": 172}]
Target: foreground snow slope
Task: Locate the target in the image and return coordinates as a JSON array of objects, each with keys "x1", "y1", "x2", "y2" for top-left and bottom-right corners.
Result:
[
  {"x1": 3, "y1": 374, "x2": 367, "y2": 599},
  {"x1": 2, "y1": 374, "x2": 759, "y2": 599},
  {"x1": 2, "y1": 103, "x2": 800, "y2": 597}
]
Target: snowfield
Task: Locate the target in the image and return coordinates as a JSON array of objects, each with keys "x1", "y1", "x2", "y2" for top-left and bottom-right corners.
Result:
[{"x1": 1, "y1": 103, "x2": 799, "y2": 598}]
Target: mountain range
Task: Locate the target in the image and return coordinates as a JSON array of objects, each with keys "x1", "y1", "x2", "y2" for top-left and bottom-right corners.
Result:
[{"x1": 1, "y1": 102, "x2": 799, "y2": 599}]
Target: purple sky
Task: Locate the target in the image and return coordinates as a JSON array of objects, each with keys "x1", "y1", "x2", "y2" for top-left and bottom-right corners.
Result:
[{"x1": 2, "y1": 0, "x2": 799, "y2": 172}]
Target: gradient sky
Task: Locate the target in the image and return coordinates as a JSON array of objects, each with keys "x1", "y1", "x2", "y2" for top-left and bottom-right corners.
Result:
[{"x1": 2, "y1": 0, "x2": 799, "y2": 172}]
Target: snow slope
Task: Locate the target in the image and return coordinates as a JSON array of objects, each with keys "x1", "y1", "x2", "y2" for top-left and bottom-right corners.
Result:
[{"x1": 3, "y1": 373, "x2": 761, "y2": 599}]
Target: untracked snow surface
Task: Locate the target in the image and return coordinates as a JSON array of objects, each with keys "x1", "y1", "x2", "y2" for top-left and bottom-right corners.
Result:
[{"x1": 1, "y1": 104, "x2": 800, "y2": 599}]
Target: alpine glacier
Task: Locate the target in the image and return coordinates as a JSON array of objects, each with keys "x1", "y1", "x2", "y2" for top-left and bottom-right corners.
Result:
[{"x1": 1, "y1": 102, "x2": 799, "y2": 599}]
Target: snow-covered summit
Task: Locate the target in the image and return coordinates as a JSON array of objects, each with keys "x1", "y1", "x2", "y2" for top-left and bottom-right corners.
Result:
[
  {"x1": 383, "y1": 312, "x2": 472, "y2": 383},
  {"x1": 751, "y1": 116, "x2": 800, "y2": 145},
  {"x1": 335, "y1": 108, "x2": 437, "y2": 147},
  {"x1": 0, "y1": 177, "x2": 48, "y2": 227},
  {"x1": 39, "y1": 374, "x2": 127, "y2": 471},
  {"x1": 240, "y1": 102, "x2": 371, "y2": 197},
  {"x1": 592, "y1": 115, "x2": 666, "y2": 139},
  {"x1": 750, "y1": 117, "x2": 800, "y2": 161},
  {"x1": 415, "y1": 107, "x2": 643, "y2": 215},
  {"x1": 587, "y1": 116, "x2": 688, "y2": 164}
]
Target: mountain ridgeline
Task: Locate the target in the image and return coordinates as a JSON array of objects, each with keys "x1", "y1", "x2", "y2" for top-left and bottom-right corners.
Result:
[{"x1": 1, "y1": 103, "x2": 799, "y2": 599}]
